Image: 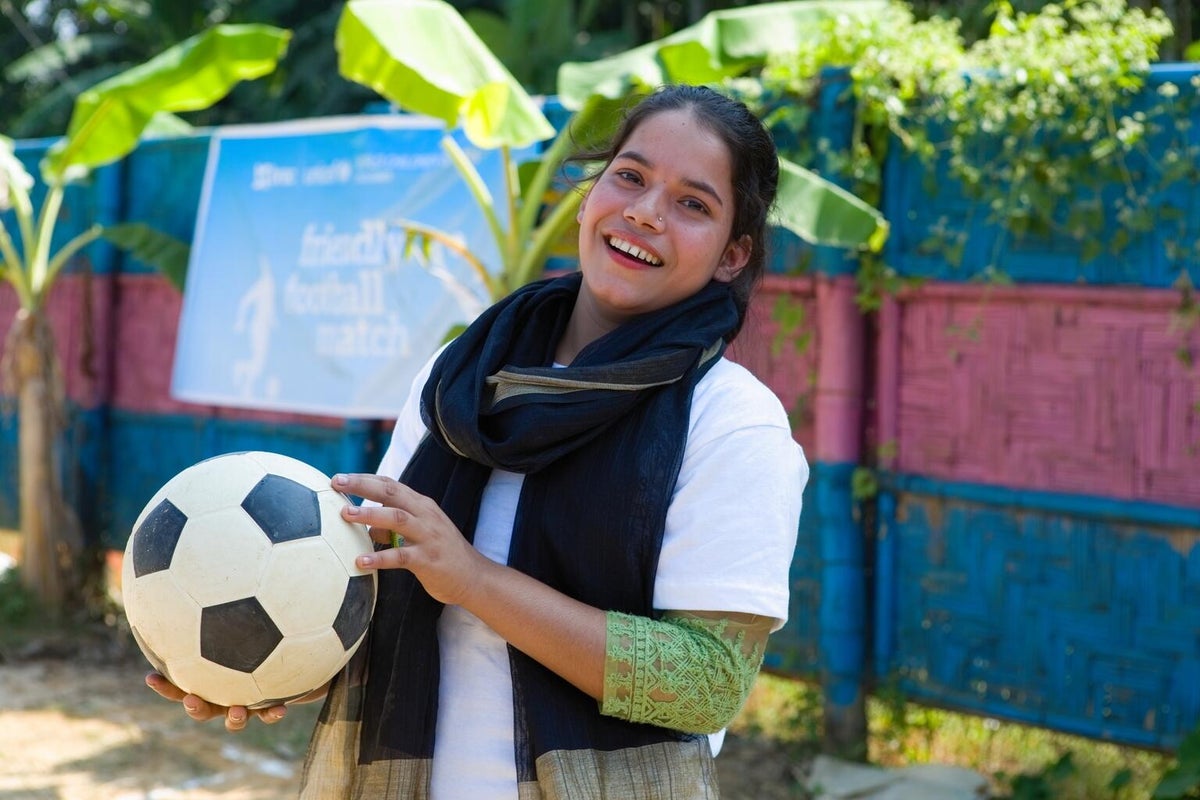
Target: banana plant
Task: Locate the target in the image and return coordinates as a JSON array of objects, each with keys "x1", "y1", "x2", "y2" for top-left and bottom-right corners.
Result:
[
  {"x1": 334, "y1": 0, "x2": 889, "y2": 310},
  {"x1": 0, "y1": 23, "x2": 291, "y2": 615}
]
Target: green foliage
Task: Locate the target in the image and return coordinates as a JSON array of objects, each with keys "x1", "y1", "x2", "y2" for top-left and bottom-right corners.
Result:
[
  {"x1": 732, "y1": 672, "x2": 824, "y2": 746},
  {"x1": 769, "y1": 292, "x2": 810, "y2": 358},
  {"x1": 998, "y1": 753, "x2": 1081, "y2": 800},
  {"x1": 462, "y1": 0, "x2": 622, "y2": 96},
  {"x1": 744, "y1": 0, "x2": 1194, "y2": 304},
  {"x1": 1, "y1": 25, "x2": 289, "y2": 311},
  {"x1": 1154, "y1": 725, "x2": 1200, "y2": 799},
  {"x1": 336, "y1": 0, "x2": 889, "y2": 307},
  {"x1": 850, "y1": 466, "x2": 879, "y2": 502},
  {"x1": 44, "y1": 24, "x2": 291, "y2": 183},
  {"x1": 102, "y1": 223, "x2": 192, "y2": 292},
  {"x1": 0, "y1": 566, "x2": 35, "y2": 626},
  {"x1": 0, "y1": 1, "x2": 369, "y2": 140}
]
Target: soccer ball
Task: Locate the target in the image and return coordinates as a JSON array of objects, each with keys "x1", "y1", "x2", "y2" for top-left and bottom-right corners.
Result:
[{"x1": 121, "y1": 451, "x2": 377, "y2": 709}]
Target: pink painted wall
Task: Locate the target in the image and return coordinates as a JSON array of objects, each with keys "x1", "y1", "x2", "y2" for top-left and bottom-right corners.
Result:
[
  {"x1": 0, "y1": 274, "x2": 344, "y2": 427},
  {"x1": 882, "y1": 283, "x2": 1200, "y2": 508},
  {"x1": 15, "y1": 272, "x2": 1194, "y2": 510},
  {"x1": 0, "y1": 273, "x2": 112, "y2": 409},
  {"x1": 727, "y1": 275, "x2": 818, "y2": 451}
]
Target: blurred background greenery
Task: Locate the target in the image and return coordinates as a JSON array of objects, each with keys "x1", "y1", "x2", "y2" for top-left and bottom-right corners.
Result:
[{"x1": 2, "y1": 0, "x2": 1196, "y2": 141}]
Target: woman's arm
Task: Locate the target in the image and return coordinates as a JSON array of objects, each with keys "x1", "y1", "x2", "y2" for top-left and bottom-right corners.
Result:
[{"x1": 342, "y1": 473, "x2": 776, "y2": 731}]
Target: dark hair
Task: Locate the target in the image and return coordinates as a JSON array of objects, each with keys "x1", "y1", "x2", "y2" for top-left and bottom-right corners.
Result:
[{"x1": 568, "y1": 84, "x2": 780, "y2": 340}]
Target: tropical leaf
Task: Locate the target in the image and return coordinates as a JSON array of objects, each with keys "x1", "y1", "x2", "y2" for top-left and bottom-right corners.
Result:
[
  {"x1": 335, "y1": 0, "x2": 555, "y2": 149},
  {"x1": 557, "y1": 0, "x2": 889, "y2": 109},
  {"x1": 41, "y1": 24, "x2": 291, "y2": 184},
  {"x1": 773, "y1": 157, "x2": 888, "y2": 251},
  {"x1": 102, "y1": 223, "x2": 191, "y2": 291}
]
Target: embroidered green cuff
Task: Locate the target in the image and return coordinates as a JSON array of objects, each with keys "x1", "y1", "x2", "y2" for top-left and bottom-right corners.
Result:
[{"x1": 601, "y1": 610, "x2": 771, "y2": 734}]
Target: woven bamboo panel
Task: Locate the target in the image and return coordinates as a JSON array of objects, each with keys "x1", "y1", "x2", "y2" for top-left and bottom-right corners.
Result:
[
  {"x1": 890, "y1": 493, "x2": 1200, "y2": 747},
  {"x1": 896, "y1": 289, "x2": 1200, "y2": 508}
]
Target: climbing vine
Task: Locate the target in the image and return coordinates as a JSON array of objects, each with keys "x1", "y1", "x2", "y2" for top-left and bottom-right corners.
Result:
[{"x1": 731, "y1": 0, "x2": 1196, "y2": 306}]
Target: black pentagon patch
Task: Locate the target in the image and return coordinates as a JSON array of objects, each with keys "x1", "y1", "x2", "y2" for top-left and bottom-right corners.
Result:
[
  {"x1": 200, "y1": 597, "x2": 283, "y2": 673},
  {"x1": 332, "y1": 575, "x2": 375, "y2": 650},
  {"x1": 131, "y1": 499, "x2": 188, "y2": 577},
  {"x1": 241, "y1": 474, "x2": 321, "y2": 543}
]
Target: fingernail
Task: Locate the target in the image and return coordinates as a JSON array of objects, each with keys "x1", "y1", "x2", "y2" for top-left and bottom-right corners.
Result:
[
  {"x1": 229, "y1": 710, "x2": 246, "y2": 723},
  {"x1": 184, "y1": 699, "x2": 199, "y2": 712},
  {"x1": 333, "y1": 474, "x2": 347, "y2": 486},
  {"x1": 357, "y1": 555, "x2": 375, "y2": 568},
  {"x1": 345, "y1": 505, "x2": 360, "y2": 516},
  {"x1": 270, "y1": 708, "x2": 286, "y2": 721}
]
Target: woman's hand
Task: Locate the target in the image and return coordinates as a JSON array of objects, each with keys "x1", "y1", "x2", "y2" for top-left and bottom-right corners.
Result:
[
  {"x1": 334, "y1": 472, "x2": 608, "y2": 698},
  {"x1": 144, "y1": 672, "x2": 287, "y2": 732},
  {"x1": 333, "y1": 473, "x2": 491, "y2": 607}
]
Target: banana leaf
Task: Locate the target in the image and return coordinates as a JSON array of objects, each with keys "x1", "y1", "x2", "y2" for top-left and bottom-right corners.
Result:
[
  {"x1": 102, "y1": 223, "x2": 191, "y2": 292},
  {"x1": 557, "y1": 0, "x2": 889, "y2": 109},
  {"x1": 336, "y1": 0, "x2": 555, "y2": 150},
  {"x1": 42, "y1": 24, "x2": 291, "y2": 184},
  {"x1": 774, "y1": 158, "x2": 888, "y2": 251}
]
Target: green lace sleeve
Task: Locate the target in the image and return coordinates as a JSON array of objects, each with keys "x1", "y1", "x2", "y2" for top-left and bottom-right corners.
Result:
[{"x1": 600, "y1": 610, "x2": 773, "y2": 734}]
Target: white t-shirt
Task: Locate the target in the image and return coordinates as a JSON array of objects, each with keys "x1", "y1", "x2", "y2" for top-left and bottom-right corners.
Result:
[{"x1": 374, "y1": 353, "x2": 808, "y2": 800}]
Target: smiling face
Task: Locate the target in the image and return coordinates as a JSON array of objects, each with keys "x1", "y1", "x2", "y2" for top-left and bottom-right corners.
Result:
[{"x1": 563, "y1": 107, "x2": 751, "y2": 358}]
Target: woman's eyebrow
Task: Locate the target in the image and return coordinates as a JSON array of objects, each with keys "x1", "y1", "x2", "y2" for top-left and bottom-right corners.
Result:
[{"x1": 615, "y1": 150, "x2": 725, "y2": 207}]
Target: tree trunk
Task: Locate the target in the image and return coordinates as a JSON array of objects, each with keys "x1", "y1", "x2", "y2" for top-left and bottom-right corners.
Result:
[{"x1": 8, "y1": 308, "x2": 83, "y2": 617}]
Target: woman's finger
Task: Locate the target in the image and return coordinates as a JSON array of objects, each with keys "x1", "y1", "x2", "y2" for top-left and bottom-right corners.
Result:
[
  {"x1": 343, "y1": 502, "x2": 415, "y2": 538},
  {"x1": 255, "y1": 705, "x2": 288, "y2": 725},
  {"x1": 181, "y1": 693, "x2": 226, "y2": 722},
  {"x1": 145, "y1": 671, "x2": 185, "y2": 701},
  {"x1": 148, "y1": 673, "x2": 225, "y2": 722},
  {"x1": 224, "y1": 705, "x2": 250, "y2": 732},
  {"x1": 333, "y1": 473, "x2": 417, "y2": 506},
  {"x1": 356, "y1": 545, "x2": 412, "y2": 572},
  {"x1": 146, "y1": 670, "x2": 285, "y2": 729}
]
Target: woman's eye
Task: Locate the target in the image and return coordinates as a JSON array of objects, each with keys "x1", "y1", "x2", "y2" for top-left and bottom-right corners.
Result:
[
  {"x1": 615, "y1": 169, "x2": 641, "y2": 184},
  {"x1": 682, "y1": 198, "x2": 709, "y2": 214}
]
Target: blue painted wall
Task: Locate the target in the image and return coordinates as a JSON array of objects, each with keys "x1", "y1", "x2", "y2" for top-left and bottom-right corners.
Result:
[{"x1": 877, "y1": 476, "x2": 1200, "y2": 749}]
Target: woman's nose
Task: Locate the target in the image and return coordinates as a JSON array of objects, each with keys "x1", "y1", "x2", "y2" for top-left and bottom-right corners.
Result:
[{"x1": 625, "y1": 193, "x2": 665, "y2": 229}]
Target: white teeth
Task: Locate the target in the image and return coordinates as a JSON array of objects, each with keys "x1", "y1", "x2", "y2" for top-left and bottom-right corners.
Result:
[{"x1": 608, "y1": 236, "x2": 662, "y2": 266}]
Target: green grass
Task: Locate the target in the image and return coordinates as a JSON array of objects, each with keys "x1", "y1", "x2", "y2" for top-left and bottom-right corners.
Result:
[{"x1": 731, "y1": 673, "x2": 1177, "y2": 800}]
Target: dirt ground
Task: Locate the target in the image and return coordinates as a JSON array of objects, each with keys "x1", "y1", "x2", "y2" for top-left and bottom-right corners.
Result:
[{"x1": 0, "y1": 635, "x2": 807, "y2": 800}]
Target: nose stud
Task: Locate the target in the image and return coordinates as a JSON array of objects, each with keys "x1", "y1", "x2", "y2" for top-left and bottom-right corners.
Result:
[{"x1": 657, "y1": 216, "x2": 663, "y2": 222}]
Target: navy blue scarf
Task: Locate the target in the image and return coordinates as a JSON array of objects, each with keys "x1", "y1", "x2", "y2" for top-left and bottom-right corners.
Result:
[{"x1": 358, "y1": 271, "x2": 738, "y2": 783}]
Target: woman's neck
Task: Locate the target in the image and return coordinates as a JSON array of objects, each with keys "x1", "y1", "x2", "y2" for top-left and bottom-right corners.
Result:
[{"x1": 554, "y1": 305, "x2": 619, "y2": 365}]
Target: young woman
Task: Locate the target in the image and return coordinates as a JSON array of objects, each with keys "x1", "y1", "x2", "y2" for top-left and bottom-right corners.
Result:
[{"x1": 149, "y1": 84, "x2": 808, "y2": 799}]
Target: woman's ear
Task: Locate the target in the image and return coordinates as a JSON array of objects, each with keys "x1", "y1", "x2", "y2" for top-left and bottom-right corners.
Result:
[
  {"x1": 715, "y1": 235, "x2": 752, "y2": 283},
  {"x1": 576, "y1": 191, "x2": 588, "y2": 223}
]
